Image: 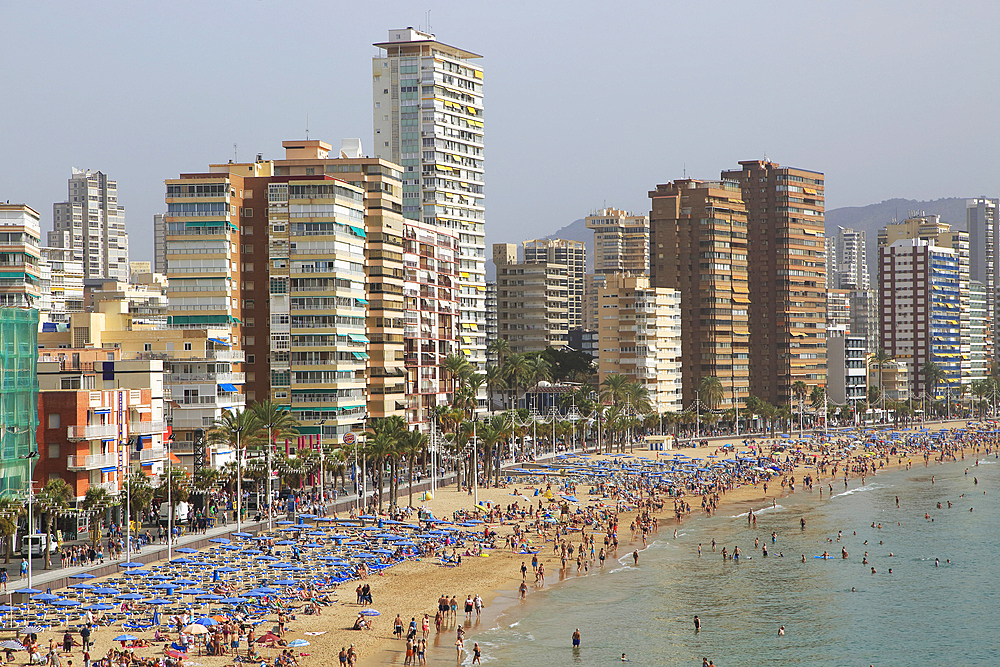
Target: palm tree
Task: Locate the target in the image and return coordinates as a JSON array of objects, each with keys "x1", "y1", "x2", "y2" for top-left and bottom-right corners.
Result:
[
  {"x1": 524, "y1": 355, "x2": 552, "y2": 412},
  {"x1": 872, "y1": 349, "x2": 893, "y2": 409},
  {"x1": 791, "y1": 380, "x2": 808, "y2": 431},
  {"x1": 0, "y1": 497, "x2": 24, "y2": 564},
  {"x1": 443, "y1": 354, "x2": 471, "y2": 401},
  {"x1": 503, "y1": 353, "x2": 530, "y2": 410},
  {"x1": 82, "y1": 486, "x2": 113, "y2": 547},
  {"x1": 36, "y1": 478, "x2": 73, "y2": 569},
  {"x1": 484, "y1": 364, "x2": 507, "y2": 413},
  {"x1": 251, "y1": 401, "x2": 300, "y2": 513},
  {"x1": 208, "y1": 407, "x2": 262, "y2": 525},
  {"x1": 699, "y1": 376, "x2": 724, "y2": 411},
  {"x1": 922, "y1": 362, "x2": 946, "y2": 400},
  {"x1": 398, "y1": 429, "x2": 428, "y2": 508},
  {"x1": 477, "y1": 414, "x2": 513, "y2": 486},
  {"x1": 487, "y1": 338, "x2": 511, "y2": 365},
  {"x1": 600, "y1": 374, "x2": 630, "y2": 408}
]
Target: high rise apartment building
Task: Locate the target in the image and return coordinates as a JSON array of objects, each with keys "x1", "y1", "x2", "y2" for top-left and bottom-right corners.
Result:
[
  {"x1": 649, "y1": 179, "x2": 750, "y2": 410},
  {"x1": 596, "y1": 274, "x2": 682, "y2": 414},
  {"x1": 0, "y1": 204, "x2": 43, "y2": 309},
  {"x1": 51, "y1": 169, "x2": 129, "y2": 281},
  {"x1": 39, "y1": 245, "x2": 85, "y2": 323},
  {"x1": 970, "y1": 280, "x2": 988, "y2": 383},
  {"x1": 721, "y1": 160, "x2": 827, "y2": 406},
  {"x1": 832, "y1": 227, "x2": 869, "y2": 290},
  {"x1": 153, "y1": 214, "x2": 168, "y2": 274},
  {"x1": 403, "y1": 219, "x2": 459, "y2": 429},
  {"x1": 523, "y1": 238, "x2": 585, "y2": 329},
  {"x1": 879, "y1": 238, "x2": 964, "y2": 398},
  {"x1": 967, "y1": 197, "x2": 998, "y2": 364},
  {"x1": 493, "y1": 243, "x2": 569, "y2": 353},
  {"x1": 878, "y1": 214, "x2": 972, "y2": 387},
  {"x1": 583, "y1": 273, "x2": 607, "y2": 330},
  {"x1": 827, "y1": 289, "x2": 851, "y2": 330},
  {"x1": 373, "y1": 28, "x2": 487, "y2": 371},
  {"x1": 585, "y1": 207, "x2": 650, "y2": 275},
  {"x1": 167, "y1": 140, "x2": 408, "y2": 441}
]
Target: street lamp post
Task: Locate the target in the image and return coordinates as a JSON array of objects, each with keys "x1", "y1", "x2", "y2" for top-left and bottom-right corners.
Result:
[
  {"x1": 316, "y1": 420, "x2": 326, "y2": 506},
  {"x1": 472, "y1": 416, "x2": 479, "y2": 506},
  {"x1": 166, "y1": 435, "x2": 173, "y2": 564},
  {"x1": 18, "y1": 448, "x2": 37, "y2": 590}
]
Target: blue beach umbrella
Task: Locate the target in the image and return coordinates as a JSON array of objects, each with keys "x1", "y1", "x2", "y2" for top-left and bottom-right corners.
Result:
[
  {"x1": 119, "y1": 562, "x2": 144, "y2": 568},
  {"x1": 70, "y1": 573, "x2": 96, "y2": 580}
]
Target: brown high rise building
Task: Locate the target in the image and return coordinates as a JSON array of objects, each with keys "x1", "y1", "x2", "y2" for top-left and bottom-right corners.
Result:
[
  {"x1": 649, "y1": 179, "x2": 750, "y2": 410},
  {"x1": 721, "y1": 161, "x2": 827, "y2": 406}
]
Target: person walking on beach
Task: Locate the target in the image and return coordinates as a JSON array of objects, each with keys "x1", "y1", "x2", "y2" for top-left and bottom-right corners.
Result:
[
  {"x1": 472, "y1": 642, "x2": 482, "y2": 665},
  {"x1": 464, "y1": 595, "x2": 474, "y2": 620},
  {"x1": 572, "y1": 628, "x2": 581, "y2": 648},
  {"x1": 632, "y1": 549, "x2": 639, "y2": 565},
  {"x1": 473, "y1": 594, "x2": 483, "y2": 619},
  {"x1": 450, "y1": 596, "x2": 458, "y2": 620}
]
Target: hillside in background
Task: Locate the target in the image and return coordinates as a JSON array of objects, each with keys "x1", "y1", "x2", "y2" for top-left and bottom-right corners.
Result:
[
  {"x1": 486, "y1": 197, "x2": 972, "y2": 283},
  {"x1": 825, "y1": 197, "x2": 967, "y2": 282}
]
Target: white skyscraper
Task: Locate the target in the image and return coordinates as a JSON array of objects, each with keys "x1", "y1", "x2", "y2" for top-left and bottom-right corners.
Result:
[
  {"x1": 834, "y1": 226, "x2": 869, "y2": 290},
  {"x1": 51, "y1": 168, "x2": 130, "y2": 281},
  {"x1": 373, "y1": 28, "x2": 487, "y2": 374}
]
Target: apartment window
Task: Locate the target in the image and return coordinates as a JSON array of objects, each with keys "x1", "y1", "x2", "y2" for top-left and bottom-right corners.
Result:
[
  {"x1": 375, "y1": 102, "x2": 380, "y2": 108},
  {"x1": 247, "y1": 354, "x2": 255, "y2": 364},
  {"x1": 242, "y1": 263, "x2": 253, "y2": 272},
  {"x1": 144, "y1": 343, "x2": 152, "y2": 351},
  {"x1": 244, "y1": 226, "x2": 253, "y2": 236},
  {"x1": 242, "y1": 281, "x2": 254, "y2": 291},
  {"x1": 245, "y1": 317, "x2": 255, "y2": 327},
  {"x1": 48, "y1": 414, "x2": 60, "y2": 429},
  {"x1": 243, "y1": 336, "x2": 255, "y2": 346},
  {"x1": 243, "y1": 299, "x2": 254, "y2": 309},
  {"x1": 184, "y1": 342, "x2": 192, "y2": 351},
  {"x1": 48, "y1": 443, "x2": 60, "y2": 458},
  {"x1": 242, "y1": 245, "x2": 253, "y2": 254},
  {"x1": 243, "y1": 208, "x2": 253, "y2": 217}
]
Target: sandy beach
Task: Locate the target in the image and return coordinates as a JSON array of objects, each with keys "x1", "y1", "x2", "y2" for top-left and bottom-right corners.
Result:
[{"x1": 10, "y1": 422, "x2": 981, "y2": 667}]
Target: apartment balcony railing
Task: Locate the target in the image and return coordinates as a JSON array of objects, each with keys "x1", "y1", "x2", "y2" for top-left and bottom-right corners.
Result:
[
  {"x1": 131, "y1": 420, "x2": 168, "y2": 435},
  {"x1": 66, "y1": 452, "x2": 118, "y2": 470},
  {"x1": 208, "y1": 349, "x2": 245, "y2": 362},
  {"x1": 67, "y1": 424, "x2": 119, "y2": 441},
  {"x1": 136, "y1": 447, "x2": 168, "y2": 462}
]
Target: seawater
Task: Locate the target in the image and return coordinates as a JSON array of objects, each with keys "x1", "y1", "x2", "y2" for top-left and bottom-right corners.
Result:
[{"x1": 410, "y1": 454, "x2": 1000, "y2": 666}]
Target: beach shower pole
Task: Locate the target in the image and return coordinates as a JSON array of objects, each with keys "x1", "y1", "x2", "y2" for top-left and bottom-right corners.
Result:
[
  {"x1": 473, "y1": 416, "x2": 478, "y2": 506},
  {"x1": 236, "y1": 426, "x2": 241, "y2": 533},
  {"x1": 167, "y1": 436, "x2": 172, "y2": 564}
]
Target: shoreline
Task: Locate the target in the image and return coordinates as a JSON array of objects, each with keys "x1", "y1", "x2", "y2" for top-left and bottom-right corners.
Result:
[{"x1": 360, "y1": 431, "x2": 988, "y2": 666}]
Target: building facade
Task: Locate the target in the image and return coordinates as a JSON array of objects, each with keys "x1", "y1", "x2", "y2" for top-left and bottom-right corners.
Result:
[
  {"x1": 596, "y1": 274, "x2": 682, "y2": 414},
  {"x1": 51, "y1": 169, "x2": 129, "y2": 281},
  {"x1": 721, "y1": 160, "x2": 827, "y2": 406},
  {"x1": 0, "y1": 204, "x2": 43, "y2": 310},
  {"x1": 493, "y1": 243, "x2": 569, "y2": 353},
  {"x1": 373, "y1": 28, "x2": 487, "y2": 372},
  {"x1": 0, "y1": 307, "x2": 39, "y2": 498},
  {"x1": 585, "y1": 207, "x2": 650, "y2": 275},
  {"x1": 879, "y1": 238, "x2": 963, "y2": 399},
  {"x1": 583, "y1": 273, "x2": 607, "y2": 330},
  {"x1": 649, "y1": 179, "x2": 750, "y2": 410},
  {"x1": 832, "y1": 226, "x2": 869, "y2": 290},
  {"x1": 35, "y1": 349, "x2": 167, "y2": 503},
  {"x1": 523, "y1": 238, "x2": 585, "y2": 329},
  {"x1": 827, "y1": 332, "x2": 867, "y2": 413},
  {"x1": 967, "y1": 197, "x2": 998, "y2": 365},
  {"x1": 404, "y1": 219, "x2": 459, "y2": 429}
]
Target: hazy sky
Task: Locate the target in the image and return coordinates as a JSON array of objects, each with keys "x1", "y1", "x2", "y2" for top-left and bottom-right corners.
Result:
[{"x1": 2, "y1": 1, "x2": 998, "y2": 263}]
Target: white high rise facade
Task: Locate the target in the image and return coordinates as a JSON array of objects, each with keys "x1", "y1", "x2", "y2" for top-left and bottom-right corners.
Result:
[
  {"x1": 833, "y1": 226, "x2": 869, "y2": 290},
  {"x1": 51, "y1": 169, "x2": 130, "y2": 281},
  {"x1": 373, "y1": 28, "x2": 487, "y2": 376}
]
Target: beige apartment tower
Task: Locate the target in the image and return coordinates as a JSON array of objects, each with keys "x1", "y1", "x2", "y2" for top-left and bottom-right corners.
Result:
[
  {"x1": 649, "y1": 179, "x2": 750, "y2": 410},
  {"x1": 585, "y1": 207, "x2": 650, "y2": 275},
  {"x1": 523, "y1": 238, "x2": 585, "y2": 329},
  {"x1": 596, "y1": 274, "x2": 682, "y2": 413},
  {"x1": 493, "y1": 243, "x2": 569, "y2": 353}
]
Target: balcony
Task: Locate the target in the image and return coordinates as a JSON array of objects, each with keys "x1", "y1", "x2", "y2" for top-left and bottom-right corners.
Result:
[
  {"x1": 131, "y1": 420, "x2": 168, "y2": 435},
  {"x1": 166, "y1": 372, "x2": 245, "y2": 384},
  {"x1": 66, "y1": 452, "x2": 119, "y2": 470},
  {"x1": 208, "y1": 349, "x2": 245, "y2": 362},
  {"x1": 136, "y1": 448, "x2": 168, "y2": 463},
  {"x1": 67, "y1": 424, "x2": 119, "y2": 441}
]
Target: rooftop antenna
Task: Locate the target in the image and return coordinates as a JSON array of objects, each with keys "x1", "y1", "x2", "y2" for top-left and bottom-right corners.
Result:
[
  {"x1": 306, "y1": 114, "x2": 310, "y2": 140},
  {"x1": 426, "y1": 9, "x2": 432, "y2": 32},
  {"x1": 234, "y1": 144, "x2": 238, "y2": 163},
  {"x1": 683, "y1": 163, "x2": 686, "y2": 178}
]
